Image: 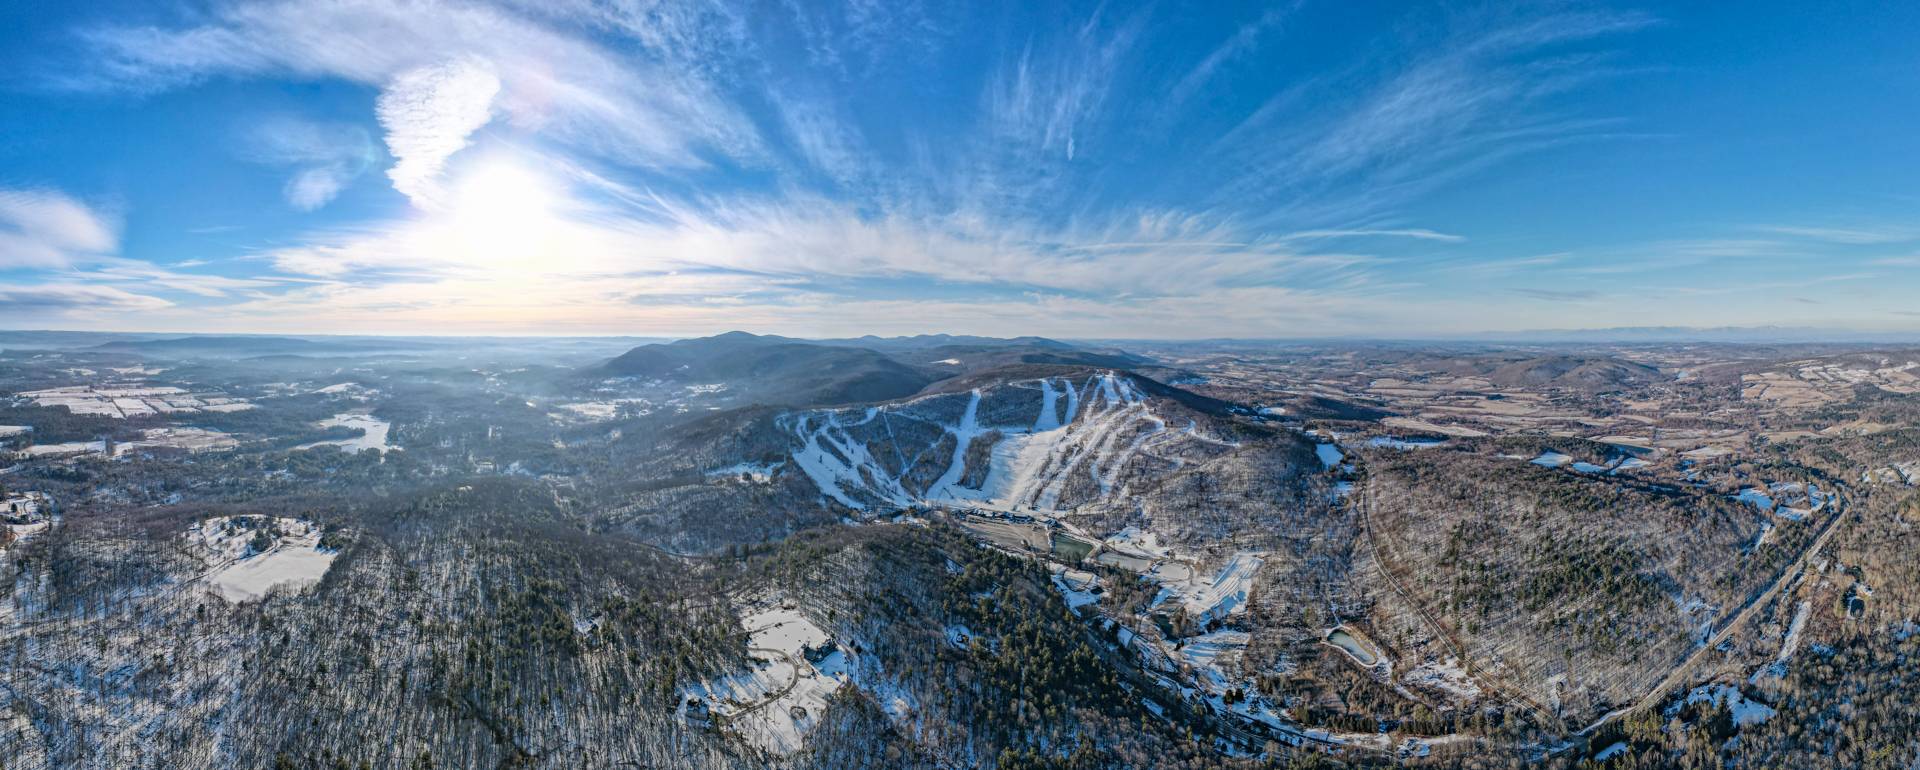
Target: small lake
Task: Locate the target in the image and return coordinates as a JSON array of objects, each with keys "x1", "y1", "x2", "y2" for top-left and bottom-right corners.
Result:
[
  {"x1": 1051, "y1": 531, "x2": 1096, "y2": 562},
  {"x1": 297, "y1": 413, "x2": 393, "y2": 452},
  {"x1": 1326, "y1": 627, "x2": 1379, "y2": 666}
]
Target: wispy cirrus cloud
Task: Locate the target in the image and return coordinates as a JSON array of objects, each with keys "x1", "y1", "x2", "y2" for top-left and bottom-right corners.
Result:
[
  {"x1": 983, "y1": 7, "x2": 1146, "y2": 166},
  {"x1": 0, "y1": 189, "x2": 118, "y2": 269},
  {"x1": 70, "y1": 0, "x2": 764, "y2": 177},
  {"x1": 1510, "y1": 287, "x2": 1600, "y2": 301},
  {"x1": 1756, "y1": 224, "x2": 1920, "y2": 245},
  {"x1": 68, "y1": 259, "x2": 282, "y2": 298},
  {"x1": 1213, "y1": 8, "x2": 1658, "y2": 221},
  {"x1": 1280, "y1": 228, "x2": 1466, "y2": 243},
  {"x1": 0, "y1": 283, "x2": 172, "y2": 313},
  {"x1": 1165, "y1": 4, "x2": 1295, "y2": 111}
]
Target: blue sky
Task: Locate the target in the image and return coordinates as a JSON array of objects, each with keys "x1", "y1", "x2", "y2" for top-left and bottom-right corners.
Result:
[{"x1": 2, "y1": 0, "x2": 1918, "y2": 338}]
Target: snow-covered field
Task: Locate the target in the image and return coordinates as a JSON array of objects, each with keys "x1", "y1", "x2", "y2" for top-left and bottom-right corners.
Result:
[
  {"x1": 186, "y1": 516, "x2": 338, "y2": 602},
  {"x1": 1049, "y1": 565, "x2": 1102, "y2": 609},
  {"x1": 1103, "y1": 526, "x2": 1171, "y2": 558},
  {"x1": 1151, "y1": 552, "x2": 1263, "y2": 624},
  {"x1": 19, "y1": 384, "x2": 253, "y2": 418},
  {"x1": 19, "y1": 440, "x2": 106, "y2": 458},
  {"x1": 1366, "y1": 436, "x2": 1447, "y2": 450},
  {"x1": 116, "y1": 427, "x2": 237, "y2": 455},
  {"x1": 1730, "y1": 482, "x2": 1832, "y2": 520},
  {"x1": 1170, "y1": 630, "x2": 1250, "y2": 691},
  {"x1": 1734, "y1": 487, "x2": 1775, "y2": 512}
]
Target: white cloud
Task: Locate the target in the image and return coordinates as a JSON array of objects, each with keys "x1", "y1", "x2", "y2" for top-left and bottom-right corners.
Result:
[
  {"x1": 983, "y1": 7, "x2": 1144, "y2": 171},
  {"x1": 76, "y1": 0, "x2": 764, "y2": 173},
  {"x1": 1757, "y1": 225, "x2": 1920, "y2": 245},
  {"x1": 0, "y1": 189, "x2": 118, "y2": 269},
  {"x1": 244, "y1": 116, "x2": 375, "y2": 210},
  {"x1": 246, "y1": 154, "x2": 1378, "y2": 311},
  {"x1": 1166, "y1": 5, "x2": 1292, "y2": 110},
  {"x1": 376, "y1": 57, "x2": 501, "y2": 207},
  {"x1": 1213, "y1": 9, "x2": 1657, "y2": 222},
  {"x1": 0, "y1": 283, "x2": 172, "y2": 313},
  {"x1": 285, "y1": 167, "x2": 354, "y2": 210},
  {"x1": 1281, "y1": 228, "x2": 1466, "y2": 243},
  {"x1": 69, "y1": 259, "x2": 282, "y2": 298}
]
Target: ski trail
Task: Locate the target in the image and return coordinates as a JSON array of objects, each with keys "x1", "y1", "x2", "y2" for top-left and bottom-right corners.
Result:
[
  {"x1": 1035, "y1": 378, "x2": 1060, "y2": 431},
  {"x1": 927, "y1": 390, "x2": 983, "y2": 500},
  {"x1": 1100, "y1": 411, "x2": 1165, "y2": 492}
]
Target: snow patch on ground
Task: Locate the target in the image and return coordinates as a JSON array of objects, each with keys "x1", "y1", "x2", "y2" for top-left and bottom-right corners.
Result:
[
  {"x1": 187, "y1": 516, "x2": 337, "y2": 603},
  {"x1": 1531, "y1": 451, "x2": 1573, "y2": 468},
  {"x1": 1404, "y1": 657, "x2": 1482, "y2": 701},
  {"x1": 1669, "y1": 684, "x2": 1776, "y2": 726},
  {"x1": 1050, "y1": 565, "x2": 1101, "y2": 609},
  {"x1": 1105, "y1": 526, "x2": 1171, "y2": 558},
  {"x1": 1734, "y1": 488, "x2": 1775, "y2": 512},
  {"x1": 1151, "y1": 552, "x2": 1263, "y2": 624},
  {"x1": 682, "y1": 605, "x2": 852, "y2": 756},
  {"x1": 708, "y1": 461, "x2": 785, "y2": 482},
  {"x1": 1773, "y1": 600, "x2": 1810, "y2": 669}
]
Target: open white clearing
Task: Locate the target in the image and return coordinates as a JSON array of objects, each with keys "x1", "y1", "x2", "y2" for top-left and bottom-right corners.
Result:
[
  {"x1": 682, "y1": 604, "x2": 853, "y2": 756},
  {"x1": 1151, "y1": 552, "x2": 1264, "y2": 624},
  {"x1": 186, "y1": 516, "x2": 337, "y2": 602}
]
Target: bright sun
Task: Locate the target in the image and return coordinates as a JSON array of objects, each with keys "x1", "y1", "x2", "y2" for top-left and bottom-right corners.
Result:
[{"x1": 434, "y1": 158, "x2": 563, "y2": 271}]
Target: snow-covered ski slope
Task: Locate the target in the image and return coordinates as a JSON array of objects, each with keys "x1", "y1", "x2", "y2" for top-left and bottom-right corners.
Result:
[{"x1": 779, "y1": 371, "x2": 1237, "y2": 513}]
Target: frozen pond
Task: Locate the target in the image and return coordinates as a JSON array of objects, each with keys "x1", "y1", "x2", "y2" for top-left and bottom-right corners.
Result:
[
  {"x1": 1531, "y1": 451, "x2": 1573, "y2": 468},
  {"x1": 297, "y1": 413, "x2": 393, "y2": 452},
  {"x1": 1367, "y1": 436, "x2": 1446, "y2": 450},
  {"x1": 1326, "y1": 627, "x2": 1379, "y2": 666}
]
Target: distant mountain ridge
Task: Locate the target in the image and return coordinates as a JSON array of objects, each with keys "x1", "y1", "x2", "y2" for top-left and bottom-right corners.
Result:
[
  {"x1": 596, "y1": 333, "x2": 934, "y2": 405},
  {"x1": 589, "y1": 331, "x2": 1152, "y2": 407}
]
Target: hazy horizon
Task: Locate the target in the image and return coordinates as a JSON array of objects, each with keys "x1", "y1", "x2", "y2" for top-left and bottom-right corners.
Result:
[{"x1": 9, "y1": 325, "x2": 1920, "y2": 346}]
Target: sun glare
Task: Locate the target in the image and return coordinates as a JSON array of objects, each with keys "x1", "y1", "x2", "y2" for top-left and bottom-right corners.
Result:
[{"x1": 436, "y1": 158, "x2": 562, "y2": 271}]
